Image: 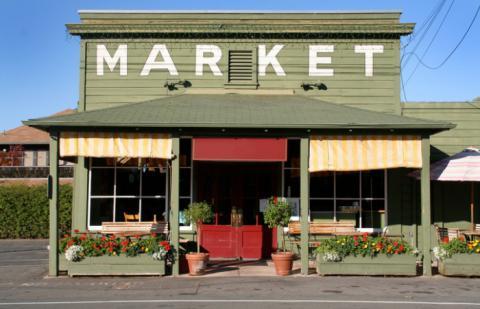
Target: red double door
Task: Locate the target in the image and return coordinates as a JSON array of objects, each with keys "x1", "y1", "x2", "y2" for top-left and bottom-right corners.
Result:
[
  {"x1": 199, "y1": 225, "x2": 275, "y2": 259},
  {"x1": 195, "y1": 162, "x2": 280, "y2": 259}
]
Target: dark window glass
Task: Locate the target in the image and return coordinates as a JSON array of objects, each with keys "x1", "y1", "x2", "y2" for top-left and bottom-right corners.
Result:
[
  {"x1": 284, "y1": 169, "x2": 300, "y2": 198},
  {"x1": 90, "y1": 168, "x2": 114, "y2": 196},
  {"x1": 361, "y1": 200, "x2": 385, "y2": 228},
  {"x1": 362, "y1": 170, "x2": 385, "y2": 198},
  {"x1": 179, "y1": 198, "x2": 191, "y2": 226},
  {"x1": 142, "y1": 168, "x2": 166, "y2": 196},
  {"x1": 91, "y1": 158, "x2": 115, "y2": 166},
  {"x1": 310, "y1": 200, "x2": 334, "y2": 221},
  {"x1": 310, "y1": 171, "x2": 334, "y2": 198},
  {"x1": 141, "y1": 198, "x2": 166, "y2": 222},
  {"x1": 285, "y1": 139, "x2": 300, "y2": 168},
  {"x1": 336, "y1": 172, "x2": 360, "y2": 198},
  {"x1": 115, "y1": 198, "x2": 140, "y2": 222},
  {"x1": 89, "y1": 199, "x2": 113, "y2": 226},
  {"x1": 116, "y1": 168, "x2": 140, "y2": 196},
  {"x1": 180, "y1": 139, "x2": 192, "y2": 167},
  {"x1": 180, "y1": 168, "x2": 191, "y2": 197}
]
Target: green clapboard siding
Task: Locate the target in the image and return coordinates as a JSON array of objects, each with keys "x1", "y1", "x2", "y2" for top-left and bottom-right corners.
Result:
[
  {"x1": 83, "y1": 39, "x2": 401, "y2": 114},
  {"x1": 403, "y1": 102, "x2": 480, "y2": 161}
]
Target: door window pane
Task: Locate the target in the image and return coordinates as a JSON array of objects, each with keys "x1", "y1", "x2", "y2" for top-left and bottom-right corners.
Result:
[
  {"x1": 284, "y1": 169, "x2": 300, "y2": 198},
  {"x1": 115, "y1": 198, "x2": 140, "y2": 222},
  {"x1": 179, "y1": 198, "x2": 191, "y2": 226},
  {"x1": 180, "y1": 168, "x2": 191, "y2": 197},
  {"x1": 91, "y1": 168, "x2": 114, "y2": 196},
  {"x1": 90, "y1": 199, "x2": 113, "y2": 226},
  {"x1": 361, "y1": 200, "x2": 385, "y2": 228},
  {"x1": 116, "y1": 168, "x2": 140, "y2": 196},
  {"x1": 285, "y1": 140, "x2": 300, "y2": 168}
]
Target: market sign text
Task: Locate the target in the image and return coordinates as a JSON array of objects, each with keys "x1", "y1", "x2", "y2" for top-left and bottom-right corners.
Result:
[{"x1": 96, "y1": 44, "x2": 384, "y2": 77}]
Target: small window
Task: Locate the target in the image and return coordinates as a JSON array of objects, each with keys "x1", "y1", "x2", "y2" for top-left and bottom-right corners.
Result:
[{"x1": 225, "y1": 50, "x2": 258, "y2": 88}]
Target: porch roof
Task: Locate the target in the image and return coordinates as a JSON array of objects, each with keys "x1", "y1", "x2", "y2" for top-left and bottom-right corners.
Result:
[{"x1": 24, "y1": 94, "x2": 454, "y2": 133}]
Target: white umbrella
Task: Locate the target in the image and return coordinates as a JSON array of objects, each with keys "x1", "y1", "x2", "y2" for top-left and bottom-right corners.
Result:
[{"x1": 416, "y1": 147, "x2": 480, "y2": 230}]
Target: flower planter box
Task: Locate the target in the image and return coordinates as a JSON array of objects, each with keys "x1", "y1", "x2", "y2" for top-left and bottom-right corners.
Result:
[
  {"x1": 66, "y1": 255, "x2": 166, "y2": 276},
  {"x1": 438, "y1": 254, "x2": 480, "y2": 277},
  {"x1": 316, "y1": 254, "x2": 417, "y2": 276}
]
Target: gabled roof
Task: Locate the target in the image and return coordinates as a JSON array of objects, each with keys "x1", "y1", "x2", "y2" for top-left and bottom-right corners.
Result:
[
  {"x1": 1, "y1": 109, "x2": 75, "y2": 145},
  {"x1": 24, "y1": 95, "x2": 454, "y2": 133}
]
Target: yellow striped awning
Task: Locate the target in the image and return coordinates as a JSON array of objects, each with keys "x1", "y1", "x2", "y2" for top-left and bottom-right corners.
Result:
[
  {"x1": 60, "y1": 132, "x2": 172, "y2": 159},
  {"x1": 309, "y1": 135, "x2": 422, "y2": 172}
]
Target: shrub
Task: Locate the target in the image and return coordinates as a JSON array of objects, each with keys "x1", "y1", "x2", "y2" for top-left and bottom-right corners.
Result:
[
  {"x1": 263, "y1": 196, "x2": 291, "y2": 252},
  {"x1": 0, "y1": 184, "x2": 72, "y2": 238},
  {"x1": 184, "y1": 202, "x2": 213, "y2": 253}
]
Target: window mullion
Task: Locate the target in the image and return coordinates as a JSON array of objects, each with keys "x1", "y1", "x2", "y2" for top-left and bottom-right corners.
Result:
[{"x1": 113, "y1": 159, "x2": 117, "y2": 223}]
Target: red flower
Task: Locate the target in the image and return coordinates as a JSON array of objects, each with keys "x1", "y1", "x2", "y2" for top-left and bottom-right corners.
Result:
[
  {"x1": 273, "y1": 196, "x2": 278, "y2": 205},
  {"x1": 109, "y1": 234, "x2": 116, "y2": 241},
  {"x1": 151, "y1": 232, "x2": 157, "y2": 238},
  {"x1": 108, "y1": 247, "x2": 113, "y2": 253},
  {"x1": 73, "y1": 229, "x2": 79, "y2": 233},
  {"x1": 399, "y1": 245, "x2": 404, "y2": 252},
  {"x1": 121, "y1": 239, "x2": 129, "y2": 247},
  {"x1": 80, "y1": 233, "x2": 87, "y2": 241},
  {"x1": 393, "y1": 241, "x2": 399, "y2": 247},
  {"x1": 362, "y1": 233, "x2": 368, "y2": 242},
  {"x1": 353, "y1": 235, "x2": 358, "y2": 241},
  {"x1": 67, "y1": 240, "x2": 74, "y2": 247},
  {"x1": 101, "y1": 236, "x2": 107, "y2": 242},
  {"x1": 354, "y1": 241, "x2": 359, "y2": 246}
]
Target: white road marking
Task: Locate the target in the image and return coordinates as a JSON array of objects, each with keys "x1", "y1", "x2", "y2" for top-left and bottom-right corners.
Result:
[{"x1": 0, "y1": 299, "x2": 479, "y2": 306}]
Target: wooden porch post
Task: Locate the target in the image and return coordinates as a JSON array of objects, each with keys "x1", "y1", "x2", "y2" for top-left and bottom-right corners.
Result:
[
  {"x1": 48, "y1": 131, "x2": 59, "y2": 277},
  {"x1": 421, "y1": 136, "x2": 432, "y2": 276},
  {"x1": 170, "y1": 137, "x2": 180, "y2": 276},
  {"x1": 300, "y1": 137, "x2": 309, "y2": 275}
]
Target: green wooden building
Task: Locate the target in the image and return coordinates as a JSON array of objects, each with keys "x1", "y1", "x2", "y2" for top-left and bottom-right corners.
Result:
[{"x1": 24, "y1": 10, "x2": 479, "y2": 277}]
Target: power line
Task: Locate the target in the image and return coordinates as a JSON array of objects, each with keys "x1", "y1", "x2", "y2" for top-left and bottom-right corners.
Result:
[
  {"x1": 402, "y1": 0, "x2": 447, "y2": 68},
  {"x1": 406, "y1": 0, "x2": 456, "y2": 83},
  {"x1": 404, "y1": 4, "x2": 480, "y2": 70}
]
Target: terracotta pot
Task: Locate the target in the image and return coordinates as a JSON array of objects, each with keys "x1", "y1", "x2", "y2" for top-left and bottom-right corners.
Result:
[
  {"x1": 185, "y1": 253, "x2": 209, "y2": 276},
  {"x1": 271, "y1": 251, "x2": 294, "y2": 276}
]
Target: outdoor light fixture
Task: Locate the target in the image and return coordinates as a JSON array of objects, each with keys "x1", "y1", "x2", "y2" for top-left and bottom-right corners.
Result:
[
  {"x1": 164, "y1": 80, "x2": 192, "y2": 91},
  {"x1": 300, "y1": 82, "x2": 327, "y2": 91}
]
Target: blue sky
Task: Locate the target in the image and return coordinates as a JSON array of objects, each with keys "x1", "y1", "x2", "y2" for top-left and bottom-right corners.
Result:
[{"x1": 0, "y1": 0, "x2": 479, "y2": 131}]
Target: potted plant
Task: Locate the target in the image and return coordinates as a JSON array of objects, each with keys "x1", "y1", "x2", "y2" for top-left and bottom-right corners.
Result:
[
  {"x1": 263, "y1": 196, "x2": 294, "y2": 276},
  {"x1": 184, "y1": 201, "x2": 214, "y2": 275}
]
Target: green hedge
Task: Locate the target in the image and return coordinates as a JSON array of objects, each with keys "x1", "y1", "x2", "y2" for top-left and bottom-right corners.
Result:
[{"x1": 0, "y1": 184, "x2": 72, "y2": 238}]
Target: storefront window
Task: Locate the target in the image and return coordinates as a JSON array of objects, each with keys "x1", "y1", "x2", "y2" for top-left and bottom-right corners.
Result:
[
  {"x1": 309, "y1": 169, "x2": 387, "y2": 230},
  {"x1": 88, "y1": 158, "x2": 168, "y2": 230},
  {"x1": 280, "y1": 139, "x2": 387, "y2": 230}
]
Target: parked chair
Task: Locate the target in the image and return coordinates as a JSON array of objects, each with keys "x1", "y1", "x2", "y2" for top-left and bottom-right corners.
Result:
[
  {"x1": 476, "y1": 224, "x2": 480, "y2": 231},
  {"x1": 124, "y1": 212, "x2": 139, "y2": 222}
]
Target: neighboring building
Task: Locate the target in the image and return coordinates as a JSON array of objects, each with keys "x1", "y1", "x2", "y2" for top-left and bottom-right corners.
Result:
[
  {"x1": 0, "y1": 109, "x2": 75, "y2": 185},
  {"x1": 23, "y1": 10, "x2": 479, "y2": 277}
]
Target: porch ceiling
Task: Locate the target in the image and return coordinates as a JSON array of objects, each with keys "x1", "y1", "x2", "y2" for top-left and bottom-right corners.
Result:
[{"x1": 23, "y1": 94, "x2": 454, "y2": 132}]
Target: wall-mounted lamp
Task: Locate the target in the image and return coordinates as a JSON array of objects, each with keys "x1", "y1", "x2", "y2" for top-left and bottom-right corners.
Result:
[
  {"x1": 300, "y1": 82, "x2": 327, "y2": 91},
  {"x1": 164, "y1": 80, "x2": 192, "y2": 91}
]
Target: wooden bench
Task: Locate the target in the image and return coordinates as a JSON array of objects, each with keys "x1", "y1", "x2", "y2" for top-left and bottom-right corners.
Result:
[
  {"x1": 286, "y1": 221, "x2": 361, "y2": 249},
  {"x1": 288, "y1": 221, "x2": 358, "y2": 236},
  {"x1": 101, "y1": 221, "x2": 169, "y2": 237}
]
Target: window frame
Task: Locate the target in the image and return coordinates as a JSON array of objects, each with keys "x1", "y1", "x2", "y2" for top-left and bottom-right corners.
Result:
[{"x1": 87, "y1": 158, "x2": 169, "y2": 231}]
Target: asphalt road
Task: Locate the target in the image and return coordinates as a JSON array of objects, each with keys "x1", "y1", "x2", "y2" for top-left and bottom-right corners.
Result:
[{"x1": 1, "y1": 239, "x2": 480, "y2": 309}]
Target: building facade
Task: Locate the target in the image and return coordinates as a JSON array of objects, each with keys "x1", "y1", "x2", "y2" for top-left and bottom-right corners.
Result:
[{"x1": 25, "y1": 11, "x2": 475, "y2": 277}]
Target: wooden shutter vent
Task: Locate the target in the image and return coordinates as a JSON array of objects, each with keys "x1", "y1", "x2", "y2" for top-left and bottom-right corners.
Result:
[{"x1": 228, "y1": 50, "x2": 254, "y2": 83}]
